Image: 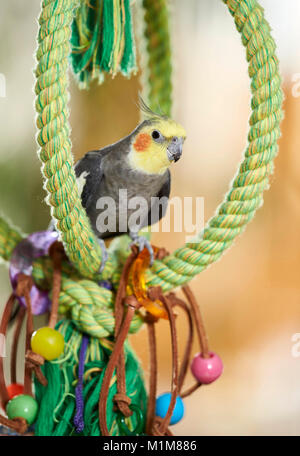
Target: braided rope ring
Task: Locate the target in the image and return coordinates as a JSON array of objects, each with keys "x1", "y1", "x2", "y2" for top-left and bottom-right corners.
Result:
[
  {"x1": 145, "y1": 0, "x2": 283, "y2": 291},
  {"x1": 32, "y1": 0, "x2": 283, "y2": 294},
  {"x1": 0, "y1": 0, "x2": 283, "y2": 340}
]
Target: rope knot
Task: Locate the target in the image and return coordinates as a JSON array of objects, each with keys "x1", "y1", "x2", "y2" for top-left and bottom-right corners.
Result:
[
  {"x1": 25, "y1": 349, "x2": 44, "y2": 367},
  {"x1": 113, "y1": 393, "x2": 132, "y2": 417},
  {"x1": 12, "y1": 417, "x2": 28, "y2": 435},
  {"x1": 151, "y1": 416, "x2": 173, "y2": 436},
  {"x1": 15, "y1": 274, "x2": 33, "y2": 298},
  {"x1": 147, "y1": 286, "x2": 163, "y2": 302},
  {"x1": 124, "y1": 295, "x2": 140, "y2": 311},
  {"x1": 25, "y1": 350, "x2": 48, "y2": 387}
]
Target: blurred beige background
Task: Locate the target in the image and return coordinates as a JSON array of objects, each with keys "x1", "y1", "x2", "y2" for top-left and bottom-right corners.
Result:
[{"x1": 1, "y1": 0, "x2": 300, "y2": 436}]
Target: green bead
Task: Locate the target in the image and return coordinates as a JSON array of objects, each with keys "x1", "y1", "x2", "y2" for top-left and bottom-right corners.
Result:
[
  {"x1": 116, "y1": 404, "x2": 145, "y2": 436},
  {"x1": 6, "y1": 394, "x2": 38, "y2": 425}
]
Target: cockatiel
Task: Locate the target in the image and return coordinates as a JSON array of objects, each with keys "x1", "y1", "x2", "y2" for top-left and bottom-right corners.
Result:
[{"x1": 75, "y1": 101, "x2": 186, "y2": 270}]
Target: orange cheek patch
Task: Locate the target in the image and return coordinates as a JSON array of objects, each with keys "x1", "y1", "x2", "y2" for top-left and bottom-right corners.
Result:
[{"x1": 134, "y1": 133, "x2": 151, "y2": 152}]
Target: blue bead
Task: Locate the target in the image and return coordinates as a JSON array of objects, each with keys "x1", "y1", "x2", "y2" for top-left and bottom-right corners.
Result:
[{"x1": 155, "y1": 393, "x2": 184, "y2": 425}]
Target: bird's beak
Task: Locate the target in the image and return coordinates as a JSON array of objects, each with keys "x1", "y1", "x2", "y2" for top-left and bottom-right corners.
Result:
[{"x1": 167, "y1": 138, "x2": 183, "y2": 163}]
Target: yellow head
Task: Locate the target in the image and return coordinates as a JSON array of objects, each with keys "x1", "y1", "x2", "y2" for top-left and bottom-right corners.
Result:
[{"x1": 128, "y1": 116, "x2": 186, "y2": 175}]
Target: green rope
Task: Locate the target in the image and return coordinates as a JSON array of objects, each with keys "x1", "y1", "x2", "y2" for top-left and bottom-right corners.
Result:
[
  {"x1": 31, "y1": 254, "x2": 143, "y2": 338},
  {"x1": 141, "y1": 0, "x2": 173, "y2": 116},
  {"x1": 0, "y1": 221, "x2": 142, "y2": 339},
  {"x1": 35, "y1": 0, "x2": 103, "y2": 279},
  {"x1": 0, "y1": 0, "x2": 283, "y2": 333},
  {"x1": 143, "y1": 0, "x2": 283, "y2": 291},
  {"x1": 34, "y1": 320, "x2": 147, "y2": 436},
  {"x1": 70, "y1": 0, "x2": 136, "y2": 88},
  {"x1": 0, "y1": 0, "x2": 283, "y2": 436},
  {"x1": 34, "y1": 0, "x2": 283, "y2": 292},
  {"x1": 0, "y1": 217, "x2": 23, "y2": 263}
]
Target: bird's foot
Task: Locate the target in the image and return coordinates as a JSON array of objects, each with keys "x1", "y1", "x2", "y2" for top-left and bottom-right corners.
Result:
[
  {"x1": 129, "y1": 232, "x2": 154, "y2": 266},
  {"x1": 97, "y1": 238, "x2": 108, "y2": 274}
]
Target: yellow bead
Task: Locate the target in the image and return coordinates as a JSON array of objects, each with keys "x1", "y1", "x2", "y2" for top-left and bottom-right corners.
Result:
[{"x1": 31, "y1": 327, "x2": 64, "y2": 361}]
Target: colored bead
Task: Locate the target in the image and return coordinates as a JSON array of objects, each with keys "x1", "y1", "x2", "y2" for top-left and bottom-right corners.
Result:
[
  {"x1": 6, "y1": 394, "x2": 38, "y2": 425},
  {"x1": 31, "y1": 327, "x2": 64, "y2": 361},
  {"x1": 191, "y1": 351, "x2": 223, "y2": 384},
  {"x1": 98, "y1": 280, "x2": 113, "y2": 291},
  {"x1": 7, "y1": 383, "x2": 24, "y2": 400},
  {"x1": 155, "y1": 393, "x2": 184, "y2": 425},
  {"x1": 116, "y1": 404, "x2": 145, "y2": 436}
]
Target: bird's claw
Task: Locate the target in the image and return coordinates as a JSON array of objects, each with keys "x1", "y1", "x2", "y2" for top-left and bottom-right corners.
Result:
[
  {"x1": 129, "y1": 233, "x2": 154, "y2": 266},
  {"x1": 97, "y1": 238, "x2": 108, "y2": 274}
]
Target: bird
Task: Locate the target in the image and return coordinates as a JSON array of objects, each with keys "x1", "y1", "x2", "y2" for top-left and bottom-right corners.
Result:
[{"x1": 74, "y1": 100, "x2": 186, "y2": 272}]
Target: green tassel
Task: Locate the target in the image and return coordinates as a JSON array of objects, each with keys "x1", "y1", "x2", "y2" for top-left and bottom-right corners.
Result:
[
  {"x1": 100, "y1": 0, "x2": 115, "y2": 72},
  {"x1": 121, "y1": 0, "x2": 136, "y2": 73},
  {"x1": 34, "y1": 320, "x2": 147, "y2": 436},
  {"x1": 70, "y1": 0, "x2": 137, "y2": 89}
]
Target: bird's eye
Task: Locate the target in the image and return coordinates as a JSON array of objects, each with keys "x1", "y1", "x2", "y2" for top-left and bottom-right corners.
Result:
[{"x1": 151, "y1": 130, "x2": 161, "y2": 141}]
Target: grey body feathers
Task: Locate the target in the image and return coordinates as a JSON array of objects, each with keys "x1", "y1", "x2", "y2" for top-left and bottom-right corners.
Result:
[{"x1": 74, "y1": 129, "x2": 171, "y2": 239}]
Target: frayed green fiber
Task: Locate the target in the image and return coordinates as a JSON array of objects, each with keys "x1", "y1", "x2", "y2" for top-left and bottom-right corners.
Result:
[
  {"x1": 100, "y1": 0, "x2": 115, "y2": 72},
  {"x1": 70, "y1": 0, "x2": 136, "y2": 88},
  {"x1": 121, "y1": 0, "x2": 136, "y2": 73},
  {"x1": 34, "y1": 320, "x2": 147, "y2": 436}
]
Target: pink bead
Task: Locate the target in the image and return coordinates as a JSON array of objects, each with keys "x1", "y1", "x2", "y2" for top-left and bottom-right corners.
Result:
[{"x1": 191, "y1": 351, "x2": 223, "y2": 384}]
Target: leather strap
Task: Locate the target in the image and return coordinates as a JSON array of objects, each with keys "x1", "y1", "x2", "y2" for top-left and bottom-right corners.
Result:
[
  {"x1": 0, "y1": 293, "x2": 15, "y2": 408},
  {"x1": 10, "y1": 306, "x2": 26, "y2": 384}
]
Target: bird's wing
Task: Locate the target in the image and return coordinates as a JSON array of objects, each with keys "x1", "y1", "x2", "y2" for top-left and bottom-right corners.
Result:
[
  {"x1": 147, "y1": 170, "x2": 171, "y2": 227},
  {"x1": 74, "y1": 150, "x2": 104, "y2": 211}
]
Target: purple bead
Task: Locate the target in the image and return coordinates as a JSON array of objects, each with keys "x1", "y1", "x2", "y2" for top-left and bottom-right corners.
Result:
[
  {"x1": 98, "y1": 280, "x2": 113, "y2": 291},
  {"x1": 9, "y1": 231, "x2": 59, "y2": 315},
  {"x1": 191, "y1": 351, "x2": 223, "y2": 384}
]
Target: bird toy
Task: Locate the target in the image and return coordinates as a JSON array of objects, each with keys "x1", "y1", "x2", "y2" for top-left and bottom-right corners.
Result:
[{"x1": 0, "y1": 0, "x2": 283, "y2": 436}]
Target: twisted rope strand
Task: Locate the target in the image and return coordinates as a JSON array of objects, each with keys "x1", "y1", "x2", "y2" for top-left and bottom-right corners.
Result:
[
  {"x1": 141, "y1": 0, "x2": 172, "y2": 116},
  {"x1": 145, "y1": 0, "x2": 283, "y2": 291},
  {"x1": 35, "y1": 0, "x2": 102, "y2": 279},
  {"x1": 31, "y1": 257, "x2": 143, "y2": 338}
]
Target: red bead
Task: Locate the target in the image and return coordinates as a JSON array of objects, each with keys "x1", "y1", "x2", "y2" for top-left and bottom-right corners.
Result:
[
  {"x1": 7, "y1": 383, "x2": 24, "y2": 400},
  {"x1": 191, "y1": 351, "x2": 223, "y2": 384}
]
